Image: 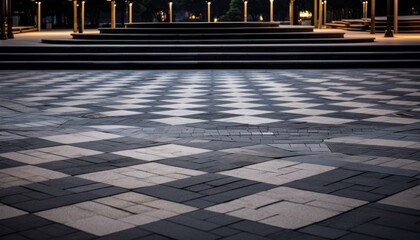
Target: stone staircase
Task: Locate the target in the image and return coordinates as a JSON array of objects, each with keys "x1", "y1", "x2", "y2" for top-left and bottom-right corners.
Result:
[{"x1": 1, "y1": 22, "x2": 419, "y2": 69}]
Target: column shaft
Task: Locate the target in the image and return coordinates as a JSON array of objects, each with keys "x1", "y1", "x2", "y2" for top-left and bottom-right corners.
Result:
[
  {"x1": 6, "y1": 0, "x2": 13, "y2": 38},
  {"x1": 81, "y1": 1, "x2": 85, "y2": 33},
  {"x1": 318, "y1": 0, "x2": 322, "y2": 28},
  {"x1": 371, "y1": 0, "x2": 375, "y2": 34},
  {"x1": 73, "y1": 0, "x2": 77, "y2": 33},
  {"x1": 207, "y1": 2, "x2": 211, "y2": 23},
  {"x1": 394, "y1": 0, "x2": 398, "y2": 33},
  {"x1": 1, "y1": 0, "x2": 7, "y2": 40},
  {"x1": 314, "y1": 0, "x2": 318, "y2": 28},
  {"x1": 169, "y1": 2, "x2": 172, "y2": 23},
  {"x1": 270, "y1": 0, "x2": 273, "y2": 22},
  {"x1": 289, "y1": 0, "x2": 294, "y2": 25},
  {"x1": 129, "y1": 3, "x2": 133, "y2": 24},
  {"x1": 244, "y1": 1, "x2": 247, "y2": 23},
  {"x1": 111, "y1": 0, "x2": 116, "y2": 28},
  {"x1": 37, "y1": 2, "x2": 41, "y2": 32},
  {"x1": 385, "y1": 0, "x2": 393, "y2": 37}
]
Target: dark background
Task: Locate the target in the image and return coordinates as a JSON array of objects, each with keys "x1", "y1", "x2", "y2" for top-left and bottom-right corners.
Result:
[{"x1": 12, "y1": 0, "x2": 420, "y2": 28}]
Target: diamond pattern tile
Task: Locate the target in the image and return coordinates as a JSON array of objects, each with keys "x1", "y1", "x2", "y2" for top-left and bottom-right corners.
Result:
[{"x1": 1, "y1": 69, "x2": 420, "y2": 240}]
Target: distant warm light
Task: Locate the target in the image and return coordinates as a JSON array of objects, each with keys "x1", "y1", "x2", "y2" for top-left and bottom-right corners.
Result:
[
  {"x1": 214, "y1": 18, "x2": 218, "y2": 22},
  {"x1": 259, "y1": 15, "x2": 263, "y2": 21},
  {"x1": 299, "y1": 11, "x2": 312, "y2": 19}
]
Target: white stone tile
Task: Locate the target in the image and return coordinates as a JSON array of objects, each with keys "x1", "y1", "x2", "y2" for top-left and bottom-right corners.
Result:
[
  {"x1": 220, "y1": 160, "x2": 334, "y2": 185},
  {"x1": 261, "y1": 214, "x2": 313, "y2": 229},
  {"x1": 306, "y1": 200, "x2": 351, "y2": 212},
  {"x1": 217, "y1": 102, "x2": 265, "y2": 109},
  {"x1": 220, "y1": 97, "x2": 262, "y2": 103},
  {"x1": 99, "y1": 110, "x2": 142, "y2": 117},
  {"x1": 216, "y1": 116, "x2": 281, "y2": 125},
  {"x1": 38, "y1": 145, "x2": 102, "y2": 158},
  {"x1": 387, "y1": 100, "x2": 420, "y2": 106},
  {"x1": 119, "y1": 214, "x2": 159, "y2": 225},
  {"x1": 205, "y1": 203, "x2": 244, "y2": 214},
  {"x1": 357, "y1": 94, "x2": 397, "y2": 100},
  {"x1": 0, "y1": 204, "x2": 27, "y2": 220},
  {"x1": 0, "y1": 151, "x2": 66, "y2": 165},
  {"x1": 389, "y1": 88, "x2": 418, "y2": 92},
  {"x1": 121, "y1": 93, "x2": 158, "y2": 99},
  {"x1": 229, "y1": 208, "x2": 277, "y2": 221},
  {"x1": 161, "y1": 98, "x2": 207, "y2": 103},
  {"x1": 166, "y1": 93, "x2": 205, "y2": 98},
  {"x1": 68, "y1": 215, "x2": 134, "y2": 236},
  {"x1": 104, "y1": 104, "x2": 150, "y2": 110},
  {"x1": 275, "y1": 102, "x2": 321, "y2": 109},
  {"x1": 115, "y1": 99, "x2": 154, "y2": 104},
  {"x1": 364, "y1": 116, "x2": 420, "y2": 124},
  {"x1": 17, "y1": 97, "x2": 56, "y2": 102},
  {"x1": 379, "y1": 185, "x2": 420, "y2": 210},
  {"x1": 271, "y1": 97, "x2": 313, "y2": 102},
  {"x1": 220, "y1": 109, "x2": 273, "y2": 116},
  {"x1": 264, "y1": 92, "x2": 302, "y2": 97},
  {"x1": 221, "y1": 92, "x2": 257, "y2": 97},
  {"x1": 313, "y1": 91, "x2": 342, "y2": 96},
  {"x1": 151, "y1": 109, "x2": 205, "y2": 117},
  {"x1": 344, "y1": 108, "x2": 395, "y2": 115},
  {"x1": 151, "y1": 117, "x2": 206, "y2": 125},
  {"x1": 44, "y1": 107, "x2": 89, "y2": 114},
  {"x1": 65, "y1": 95, "x2": 105, "y2": 100},
  {"x1": 345, "y1": 90, "x2": 381, "y2": 95},
  {"x1": 89, "y1": 125, "x2": 137, "y2": 130},
  {"x1": 158, "y1": 103, "x2": 206, "y2": 109},
  {"x1": 331, "y1": 101, "x2": 376, "y2": 108},
  {"x1": 42, "y1": 131, "x2": 121, "y2": 144},
  {"x1": 114, "y1": 144, "x2": 210, "y2": 161},
  {"x1": 283, "y1": 109, "x2": 335, "y2": 116},
  {"x1": 0, "y1": 166, "x2": 68, "y2": 188},
  {"x1": 292, "y1": 116, "x2": 355, "y2": 125},
  {"x1": 78, "y1": 163, "x2": 204, "y2": 189},
  {"x1": 144, "y1": 209, "x2": 180, "y2": 219},
  {"x1": 52, "y1": 100, "x2": 99, "y2": 106},
  {"x1": 36, "y1": 206, "x2": 95, "y2": 224},
  {"x1": 207, "y1": 186, "x2": 366, "y2": 230}
]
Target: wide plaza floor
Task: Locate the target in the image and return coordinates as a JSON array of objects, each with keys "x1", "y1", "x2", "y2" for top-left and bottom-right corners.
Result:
[{"x1": 0, "y1": 69, "x2": 419, "y2": 240}]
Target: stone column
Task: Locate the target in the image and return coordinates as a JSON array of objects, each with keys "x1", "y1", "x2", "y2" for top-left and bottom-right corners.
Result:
[
  {"x1": 289, "y1": 0, "x2": 294, "y2": 25},
  {"x1": 73, "y1": 0, "x2": 77, "y2": 33},
  {"x1": 384, "y1": 0, "x2": 393, "y2": 37},
  {"x1": 80, "y1": 0, "x2": 85, "y2": 33},
  {"x1": 394, "y1": 0, "x2": 398, "y2": 33},
  {"x1": 36, "y1": 1, "x2": 41, "y2": 32},
  {"x1": 207, "y1": 1, "x2": 211, "y2": 23},
  {"x1": 269, "y1": 0, "x2": 273, "y2": 22},
  {"x1": 169, "y1": 1, "x2": 173, "y2": 23},
  {"x1": 1, "y1": 0, "x2": 7, "y2": 40},
  {"x1": 244, "y1": 1, "x2": 247, "y2": 23},
  {"x1": 314, "y1": 0, "x2": 318, "y2": 28},
  {"x1": 6, "y1": 0, "x2": 13, "y2": 38},
  {"x1": 371, "y1": 0, "x2": 375, "y2": 34},
  {"x1": 318, "y1": 0, "x2": 322, "y2": 28},
  {"x1": 111, "y1": 0, "x2": 116, "y2": 28},
  {"x1": 323, "y1": 0, "x2": 327, "y2": 26},
  {"x1": 129, "y1": 2, "x2": 133, "y2": 24},
  {"x1": 363, "y1": 1, "x2": 368, "y2": 19}
]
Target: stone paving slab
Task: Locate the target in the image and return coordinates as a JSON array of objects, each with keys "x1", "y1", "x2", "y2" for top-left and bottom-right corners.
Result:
[{"x1": 0, "y1": 69, "x2": 420, "y2": 239}]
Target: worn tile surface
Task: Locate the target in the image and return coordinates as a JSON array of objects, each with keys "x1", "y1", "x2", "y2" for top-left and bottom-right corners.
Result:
[{"x1": 1, "y1": 69, "x2": 420, "y2": 239}]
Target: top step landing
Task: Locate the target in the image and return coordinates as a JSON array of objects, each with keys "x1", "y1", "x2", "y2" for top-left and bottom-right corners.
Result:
[{"x1": 125, "y1": 22, "x2": 282, "y2": 28}]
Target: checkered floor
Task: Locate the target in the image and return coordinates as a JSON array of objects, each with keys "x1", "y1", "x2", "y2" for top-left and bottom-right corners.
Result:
[{"x1": 0, "y1": 69, "x2": 419, "y2": 240}]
